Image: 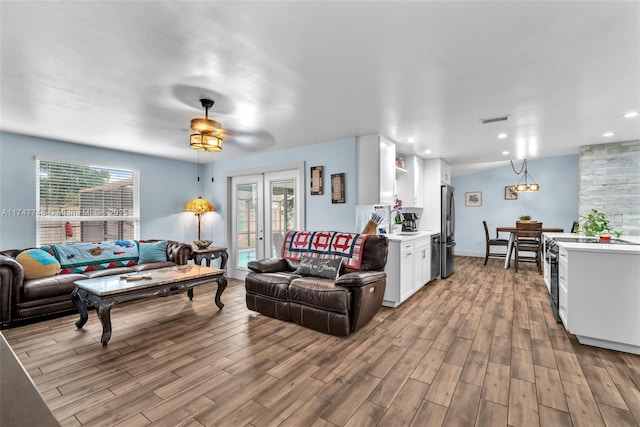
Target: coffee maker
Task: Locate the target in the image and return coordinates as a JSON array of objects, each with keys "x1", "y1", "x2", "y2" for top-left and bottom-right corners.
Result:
[{"x1": 402, "y1": 213, "x2": 419, "y2": 232}]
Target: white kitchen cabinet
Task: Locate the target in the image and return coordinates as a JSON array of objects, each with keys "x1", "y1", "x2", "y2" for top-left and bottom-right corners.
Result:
[
  {"x1": 421, "y1": 158, "x2": 451, "y2": 231},
  {"x1": 396, "y1": 154, "x2": 424, "y2": 207},
  {"x1": 399, "y1": 242, "x2": 415, "y2": 301},
  {"x1": 557, "y1": 242, "x2": 640, "y2": 355},
  {"x1": 356, "y1": 134, "x2": 396, "y2": 206},
  {"x1": 558, "y1": 246, "x2": 569, "y2": 325},
  {"x1": 414, "y1": 238, "x2": 431, "y2": 286},
  {"x1": 440, "y1": 161, "x2": 451, "y2": 185},
  {"x1": 383, "y1": 233, "x2": 434, "y2": 307}
]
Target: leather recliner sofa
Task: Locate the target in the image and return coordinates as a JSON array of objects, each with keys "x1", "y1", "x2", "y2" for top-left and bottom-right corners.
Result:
[
  {"x1": 245, "y1": 232, "x2": 388, "y2": 336},
  {"x1": 0, "y1": 240, "x2": 192, "y2": 328}
]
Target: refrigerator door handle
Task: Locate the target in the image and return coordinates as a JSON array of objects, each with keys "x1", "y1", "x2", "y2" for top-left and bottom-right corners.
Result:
[{"x1": 450, "y1": 193, "x2": 455, "y2": 238}]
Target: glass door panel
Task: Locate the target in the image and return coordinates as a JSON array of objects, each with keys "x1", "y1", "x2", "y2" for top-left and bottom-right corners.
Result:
[
  {"x1": 237, "y1": 183, "x2": 257, "y2": 268},
  {"x1": 230, "y1": 175, "x2": 263, "y2": 279},
  {"x1": 269, "y1": 179, "x2": 295, "y2": 257}
]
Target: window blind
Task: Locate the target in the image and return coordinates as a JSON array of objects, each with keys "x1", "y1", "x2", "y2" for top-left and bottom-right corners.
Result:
[{"x1": 36, "y1": 159, "x2": 140, "y2": 246}]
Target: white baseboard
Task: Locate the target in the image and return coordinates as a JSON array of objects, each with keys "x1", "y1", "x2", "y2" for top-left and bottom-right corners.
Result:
[
  {"x1": 455, "y1": 250, "x2": 514, "y2": 259},
  {"x1": 454, "y1": 251, "x2": 484, "y2": 257}
]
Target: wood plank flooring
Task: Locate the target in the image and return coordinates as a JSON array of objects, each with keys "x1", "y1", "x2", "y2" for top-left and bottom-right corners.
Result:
[{"x1": 3, "y1": 256, "x2": 640, "y2": 426}]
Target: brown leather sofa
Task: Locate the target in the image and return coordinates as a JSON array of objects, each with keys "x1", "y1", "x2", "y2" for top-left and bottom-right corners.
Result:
[
  {"x1": 245, "y1": 233, "x2": 388, "y2": 336},
  {"x1": 0, "y1": 240, "x2": 192, "y2": 328}
]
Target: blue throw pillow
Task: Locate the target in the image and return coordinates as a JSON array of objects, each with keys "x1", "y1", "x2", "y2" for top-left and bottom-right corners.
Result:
[{"x1": 138, "y1": 241, "x2": 168, "y2": 264}]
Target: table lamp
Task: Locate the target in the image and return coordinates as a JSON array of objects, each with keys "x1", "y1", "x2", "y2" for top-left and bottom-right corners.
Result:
[{"x1": 184, "y1": 196, "x2": 214, "y2": 242}]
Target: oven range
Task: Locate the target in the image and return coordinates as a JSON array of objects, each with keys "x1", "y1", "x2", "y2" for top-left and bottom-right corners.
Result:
[{"x1": 544, "y1": 238, "x2": 561, "y2": 323}]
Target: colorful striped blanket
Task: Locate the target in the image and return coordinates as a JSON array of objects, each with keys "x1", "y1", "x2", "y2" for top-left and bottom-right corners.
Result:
[
  {"x1": 281, "y1": 231, "x2": 368, "y2": 269},
  {"x1": 42, "y1": 240, "x2": 139, "y2": 274}
]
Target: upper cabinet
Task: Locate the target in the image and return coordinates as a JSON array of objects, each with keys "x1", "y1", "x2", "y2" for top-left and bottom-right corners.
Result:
[
  {"x1": 440, "y1": 161, "x2": 451, "y2": 185},
  {"x1": 421, "y1": 158, "x2": 452, "y2": 230},
  {"x1": 396, "y1": 154, "x2": 424, "y2": 207},
  {"x1": 356, "y1": 134, "x2": 396, "y2": 206}
]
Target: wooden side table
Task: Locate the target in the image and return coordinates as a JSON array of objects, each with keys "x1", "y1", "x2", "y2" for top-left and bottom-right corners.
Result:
[{"x1": 191, "y1": 246, "x2": 228, "y2": 270}]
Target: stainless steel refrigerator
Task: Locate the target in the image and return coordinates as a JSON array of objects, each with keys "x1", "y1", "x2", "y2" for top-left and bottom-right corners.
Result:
[{"x1": 441, "y1": 184, "x2": 456, "y2": 278}]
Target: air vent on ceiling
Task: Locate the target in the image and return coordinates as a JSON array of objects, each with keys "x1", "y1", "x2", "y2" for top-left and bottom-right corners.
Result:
[{"x1": 479, "y1": 114, "x2": 510, "y2": 124}]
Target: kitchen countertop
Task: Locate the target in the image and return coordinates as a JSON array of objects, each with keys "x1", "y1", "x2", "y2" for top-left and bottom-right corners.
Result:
[
  {"x1": 1, "y1": 332, "x2": 60, "y2": 426},
  {"x1": 384, "y1": 230, "x2": 440, "y2": 241},
  {"x1": 544, "y1": 232, "x2": 640, "y2": 253}
]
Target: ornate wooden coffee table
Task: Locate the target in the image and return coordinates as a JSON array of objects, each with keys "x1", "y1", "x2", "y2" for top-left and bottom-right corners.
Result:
[{"x1": 71, "y1": 265, "x2": 226, "y2": 345}]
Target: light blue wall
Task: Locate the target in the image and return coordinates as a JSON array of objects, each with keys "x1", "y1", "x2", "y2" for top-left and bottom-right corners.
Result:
[
  {"x1": 198, "y1": 137, "x2": 358, "y2": 246},
  {"x1": 452, "y1": 155, "x2": 579, "y2": 256},
  {"x1": 0, "y1": 132, "x2": 358, "y2": 249},
  {"x1": 0, "y1": 132, "x2": 198, "y2": 248},
  {"x1": 1, "y1": 132, "x2": 577, "y2": 255}
]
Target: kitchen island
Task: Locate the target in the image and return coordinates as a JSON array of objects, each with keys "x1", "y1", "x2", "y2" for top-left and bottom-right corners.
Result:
[
  {"x1": 544, "y1": 232, "x2": 640, "y2": 355},
  {"x1": 382, "y1": 231, "x2": 440, "y2": 307}
]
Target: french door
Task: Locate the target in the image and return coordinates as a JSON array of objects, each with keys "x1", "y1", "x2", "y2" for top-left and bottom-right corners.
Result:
[{"x1": 229, "y1": 168, "x2": 303, "y2": 279}]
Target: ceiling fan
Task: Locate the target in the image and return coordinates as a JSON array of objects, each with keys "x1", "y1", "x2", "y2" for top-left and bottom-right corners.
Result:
[
  {"x1": 185, "y1": 96, "x2": 274, "y2": 154},
  {"x1": 189, "y1": 98, "x2": 224, "y2": 152}
]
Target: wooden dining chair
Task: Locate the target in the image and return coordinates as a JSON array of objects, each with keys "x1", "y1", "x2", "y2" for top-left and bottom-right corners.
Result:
[
  {"x1": 483, "y1": 221, "x2": 509, "y2": 266},
  {"x1": 515, "y1": 221, "x2": 543, "y2": 273}
]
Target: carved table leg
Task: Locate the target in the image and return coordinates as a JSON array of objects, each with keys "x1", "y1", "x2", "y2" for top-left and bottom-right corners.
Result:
[
  {"x1": 187, "y1": 288, "x2": 194, "y2": 300},
  {"x1": 71, "y1": 288, "x2": 89, "y2": 329},
  {"x1": 214, "y1": 276, "x2": 227, "y2": 309},
  {"x1": 96, "y1": 300, "x2": 114, "y2": 346},
  {"x1": 219, "y1": 250, "x2": 228, "y2": 270}
]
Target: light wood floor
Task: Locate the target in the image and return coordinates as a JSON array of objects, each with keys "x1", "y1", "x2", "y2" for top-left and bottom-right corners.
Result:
[{"x1": 3, "y1": 256, "x2": 640, "y2": 427}]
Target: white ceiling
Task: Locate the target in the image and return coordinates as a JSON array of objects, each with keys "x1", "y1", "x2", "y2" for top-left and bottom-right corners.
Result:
[{"x1": 1, "y1": 1, "x2": 639, "y2": 176}]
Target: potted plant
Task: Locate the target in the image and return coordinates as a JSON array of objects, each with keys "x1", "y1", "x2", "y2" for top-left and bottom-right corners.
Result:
[
  {"x1": 519, "y1": 215, "x2": 532, "y2": 222},
  {"x1": 391, "y1": 211, "x2": 405, "y2": 234},
  {"x1": 578, "y1": 209, "x2": 623, "y2": 240}
]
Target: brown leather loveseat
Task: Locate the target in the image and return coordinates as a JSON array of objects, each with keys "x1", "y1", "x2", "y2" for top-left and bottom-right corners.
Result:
[
  {"x1": 245, "y1": 231, "x2": 388, "y2": 336},
  {"x1": 0, "y1": 240, "x2": 192, "y2": 328}
]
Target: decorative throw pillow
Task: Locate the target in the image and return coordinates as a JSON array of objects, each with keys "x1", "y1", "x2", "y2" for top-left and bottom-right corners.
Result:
[
  {"x1": 16, "y1": 249, "x2": 61, "y2": 279},
  {"x1": 294, "y1": 255, "x2": 342, "y2": 280},
  {"x1": 138, "y1": 241, "x2": 168, "y2": 264}
]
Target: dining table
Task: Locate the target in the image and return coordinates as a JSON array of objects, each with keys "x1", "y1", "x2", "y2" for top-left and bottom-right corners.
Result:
[{"x1": 496, "y1": 226, "x2": 564, "y2": 268}]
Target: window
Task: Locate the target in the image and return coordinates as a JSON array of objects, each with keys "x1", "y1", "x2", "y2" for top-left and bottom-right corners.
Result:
[{"x1": 36, "y1": 158, "x2": 140, "y2": 246}]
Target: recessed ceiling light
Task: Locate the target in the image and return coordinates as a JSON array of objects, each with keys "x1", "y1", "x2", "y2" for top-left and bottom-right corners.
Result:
[
  {"x1": 502, "y1": 151, "x2": 509, "y2": 155},
  {"x1": 424, "y1": 149, "x2": 432, "y2": 154},
  {"x1": 623, "y1": 111, "x2": 639, "y2": 118},
  {"x1": 408, "y1": 137, "x2": 416, "y2": 143},
  {"x1": 603, "y1": 132, "x2": 615, "y2": 137},
  {"x1": 497, "y1": 133, "x2": 508, "y2": 139}
]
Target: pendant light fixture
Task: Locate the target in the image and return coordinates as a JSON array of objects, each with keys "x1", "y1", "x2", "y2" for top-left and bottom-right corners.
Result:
[
  {"x1": 510, "y1": 159, "x2": 540, "y2": 192},
  {"x1": 189, "y1": 99, "x2": 224, "y2": 152}
]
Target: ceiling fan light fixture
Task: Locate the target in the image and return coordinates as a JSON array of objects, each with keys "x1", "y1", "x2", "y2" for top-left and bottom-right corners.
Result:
[
  {"x1": 189, "y1": 98, "x2": 224, "y2": 152},
  {"x1": 190, "y1": 132, "x2": 223, "y2": 152}
]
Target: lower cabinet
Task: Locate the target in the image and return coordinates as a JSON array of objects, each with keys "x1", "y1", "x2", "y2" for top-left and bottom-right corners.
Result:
[
  {"x1": 557, "y1": 243, "x2": 640, "y2": 355},
  {"x1": 414, "y1": 238, "x2": 431, "y2": 288},
  {"x1": 399, "y1": 242, "x2": 414, "y2": 301},
  {"x1": 383, "y1": 235, "x2": 432, "y2": 307}
]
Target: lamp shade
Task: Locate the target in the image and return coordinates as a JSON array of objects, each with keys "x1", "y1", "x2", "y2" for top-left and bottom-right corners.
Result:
[{"x1": 184, "y1": 196, "x2": 214, "y2": 215}]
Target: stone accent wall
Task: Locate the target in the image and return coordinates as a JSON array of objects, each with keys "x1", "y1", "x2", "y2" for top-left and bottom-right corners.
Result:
[{"x1": 579, "y1": 140, "x2": 640, "y2": 236}]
